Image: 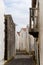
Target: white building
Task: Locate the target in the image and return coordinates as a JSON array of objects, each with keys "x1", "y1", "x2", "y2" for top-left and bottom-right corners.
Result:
[
  {"x1": 29, "y1": 35, "x2": 34, "y2": 52},
  {"x1": 0, "y1": 0, "x2": 5, "y2": 61},
  {"x1": 20, "y1": 28, "x2": 27, "y2": 51},
  {"x1": 20, "y1": 27, "x2": 30, "y2": 53},
  {"x1": 15, "y1": 32, "x2": 20, "y2": 51},
  {"x1": 26, "y1": 25, "x2": 29, "y2": 53},
  {"x1": 15, "y1": 26, "x2": 34, "y2": 54},
  {"x1": 26, "y1": 25, "x2": 34, "y2": 53},
  {"x1": 39, "y1": 0, "x2": 43, "y2": 65}
]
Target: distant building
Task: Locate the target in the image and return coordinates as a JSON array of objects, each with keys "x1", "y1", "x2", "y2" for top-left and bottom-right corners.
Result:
[
  {"x1": 26, "y1": 25, "x2": 34, "y2": 53},
  {"x1": 15, "y1": 26, "x2": 34, "y2": 53},
  {"x1": 20, "y1": 27, "x2": 30, "y2": 53},
  {"x1": 20, "y1": 28, "x2": 27, "y2": 51},
  {"x1": 26, "y1": 25, "x2": 29, "y2": 53},
  {"x1": 29, "y1": 35, "x2": 34, "y2": 52},
  {"x1": 15, "y1": 32, "x2": 20, "y2": 51},
  {"x1": 4, "y1": 15, "x2": 15, "y2": 60}
]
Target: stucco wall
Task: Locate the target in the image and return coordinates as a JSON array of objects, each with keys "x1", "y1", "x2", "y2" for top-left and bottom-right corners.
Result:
[
  {"x1": 39, "y1": 0, "x2": 43, "y2": 65},
  {"x1": 26, "y1": 27, "x2": 29, "y2": 53},
  {"x1": 20, "y1": 30, "x2": 26, "y2": 50},
  {"x1": 29, "y1": 35, "x2": 34, "y2": 52},
  {"x1": 15, "y1": 33, "x2": 20, "y2": 50},
  {"x1": 4, "y1": 15, "x2": 15, "y2": 60},
  {"x1": 0, "y1": 0, "x2": 5, "y2": 60}
]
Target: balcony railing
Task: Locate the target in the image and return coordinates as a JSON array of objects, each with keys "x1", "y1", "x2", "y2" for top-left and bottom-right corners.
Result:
[{"x1": 29, "y1": 8, "x2": 39, "y2": 32}]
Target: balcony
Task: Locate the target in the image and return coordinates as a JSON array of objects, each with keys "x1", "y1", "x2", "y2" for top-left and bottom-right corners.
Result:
[{"x1": 29, "y1": 8, "x2": 39, "y2": 38}]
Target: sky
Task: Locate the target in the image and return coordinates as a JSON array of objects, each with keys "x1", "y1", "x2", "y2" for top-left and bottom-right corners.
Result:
[{"x1": 4, "y1": 0, "x2": 31, "y2": 31}]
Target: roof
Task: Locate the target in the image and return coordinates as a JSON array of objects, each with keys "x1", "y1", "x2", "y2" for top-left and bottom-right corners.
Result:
[
  {"x1": 21, "y1": 28, "x2": 27, "y2": 31},
  {"x1": 17, "y1": 32, "x2": 20, "y2": 36}
]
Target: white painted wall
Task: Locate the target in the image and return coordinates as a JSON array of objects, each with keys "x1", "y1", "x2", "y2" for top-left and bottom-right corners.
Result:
[
  {"x1": 15, "y1": 33, "x2": 20, "y2": 50},
  {"x1": 29, "y1": 35, "x2": 34, "y2": 51},
  {"x1": 39, "y1": 0, "x2": 43, "y2": 65},
  {"x1": 0, "y1": 0, "x2": 5, "y2": 60},
  {"x1": 20, "y1": 29, "x2": 26, "y2": 50},
  {"x1": 26, "y1": 26, "x2": 29, "y2": 53},
  {"x1": 20, "y1": 28, "x2": 30, "y2": 52}
]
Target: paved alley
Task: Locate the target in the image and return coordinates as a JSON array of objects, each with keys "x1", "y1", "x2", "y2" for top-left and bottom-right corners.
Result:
[{"x1": 5, "y1": 56, "x2": 35, "y2": 65}]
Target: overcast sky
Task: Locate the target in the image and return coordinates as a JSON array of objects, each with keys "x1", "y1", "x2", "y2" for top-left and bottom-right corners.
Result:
[{"x1": 4, "y1": 0, "x2": 31, "y2": 31}]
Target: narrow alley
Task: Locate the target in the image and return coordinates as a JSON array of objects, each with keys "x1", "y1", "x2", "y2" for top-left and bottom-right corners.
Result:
[
  {"x1": 5, "y1": 56, "x2": 35, "y2": 65},
  {"x1": 4, "y1": 47, "x2": 35, "y2": 65},
  {"x1": 4, "y1": 49, "x2": 35, "y2": 65},
  {"x1": 4, "y1": 0, "x2": 39, "y2": 65},
  {"x1": 0, "y1": 0, "x2": 40, "y2": 65}
]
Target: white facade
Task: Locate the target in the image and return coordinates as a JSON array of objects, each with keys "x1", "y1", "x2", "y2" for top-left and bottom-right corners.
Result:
[
  {"x1": 26, "y1": 26, "x2": 29, "y2": 53},
  {"x1": 39, "y1": 0, "x2": 43, "y2": 65},
  {"x1": 20, "y1": 28, "x2": 30, "y2": 53},
  {"x1": 15, "y1": 27, "x2": 34, "y2": 53},
  {"x1": 15, "y1": 32, "x2": 20, "y2": 50},
  {"x1": 20, "y1": 28, "x2": 26, "y2": 51},
  {"x1": 0, "y1": 0, "x2": 5, "y2": 61},
  {"x1": 26, "y1": 26, "x2": 34, "y2": 53},
  {"x1": 29, "y1": 35, "x2": 34, "y2": 52}
]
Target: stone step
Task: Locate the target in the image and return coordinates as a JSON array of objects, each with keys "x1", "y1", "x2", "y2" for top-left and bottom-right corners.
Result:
[
  {"x1": 15, "y1": 55, "x2": 33, "y2": 59},
  {"x1": 16, "y1": 50, "x2": 29, "y2": 55},
  {"x1": 16, "y1": 52, "x2": 29, "y2": 55}
]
